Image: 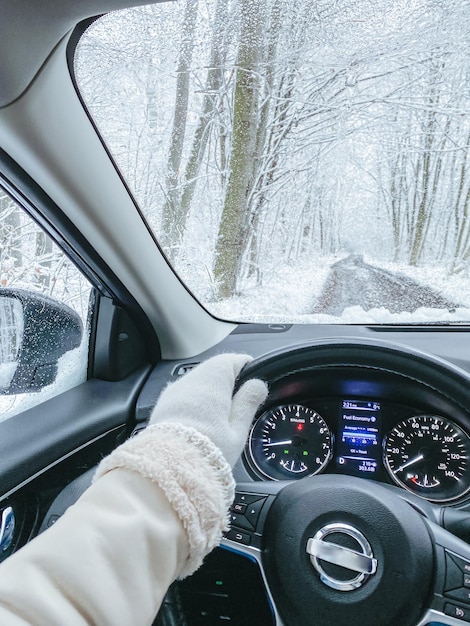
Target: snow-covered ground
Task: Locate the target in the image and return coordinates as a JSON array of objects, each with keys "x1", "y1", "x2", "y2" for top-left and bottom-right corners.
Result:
[{"x1": 208, "y1": 255, "x2": 470, "y2": 325}]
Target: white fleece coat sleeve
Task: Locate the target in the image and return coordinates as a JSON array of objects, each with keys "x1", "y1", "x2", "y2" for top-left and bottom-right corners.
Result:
[{"x1": 0, "y1": 423, "x2": 235, "y2": 626}]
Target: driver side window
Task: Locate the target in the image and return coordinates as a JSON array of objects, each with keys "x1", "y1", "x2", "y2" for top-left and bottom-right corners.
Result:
[{"x1": 0, "y1": 188, "x2": 91, "y2": 419}]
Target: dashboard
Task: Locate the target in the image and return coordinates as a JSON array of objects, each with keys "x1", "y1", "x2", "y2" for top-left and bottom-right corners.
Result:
[
  {"x1": 224, "y1": 336, "x2": 470, "y2": 508},
  {"x1": 243, "y1": 395, "x2": 470, "y2": 502},
  {"x1": 132, "y1": 332, "x2": 470, "y2": 507}
]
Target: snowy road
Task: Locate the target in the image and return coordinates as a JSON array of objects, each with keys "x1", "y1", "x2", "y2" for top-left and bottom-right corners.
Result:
[{"x1": 313, "y1": 255, "x2": 459, "y2": 316}]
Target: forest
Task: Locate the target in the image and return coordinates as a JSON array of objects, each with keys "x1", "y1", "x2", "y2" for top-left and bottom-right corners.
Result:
[{"x1": 2, "y1": 0, "x2": 470, "y2": 322}]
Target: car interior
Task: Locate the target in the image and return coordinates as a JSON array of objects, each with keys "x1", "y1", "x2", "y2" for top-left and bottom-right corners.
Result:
[{"x1": 1, "y1": 1, "x2": 470, "y2": 625}]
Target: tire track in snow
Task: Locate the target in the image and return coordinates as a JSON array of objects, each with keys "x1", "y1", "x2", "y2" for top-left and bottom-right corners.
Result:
[{"x1": 313, "y1": 255, "x2": 459, "y2": 316}]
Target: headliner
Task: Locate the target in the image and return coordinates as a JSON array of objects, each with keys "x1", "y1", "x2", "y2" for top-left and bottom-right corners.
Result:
[{"x1": 0, "y1": 0, "x2": 167, "y2": 108}]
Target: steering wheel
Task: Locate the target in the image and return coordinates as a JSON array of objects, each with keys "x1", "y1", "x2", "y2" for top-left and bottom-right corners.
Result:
[{"x1": 223, "y1": 338, "x2": 470, "y2": 626}]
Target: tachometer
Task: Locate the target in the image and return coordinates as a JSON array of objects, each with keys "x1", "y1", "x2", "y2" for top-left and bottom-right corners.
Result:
[
  {"x1": 384, "y1": 415, "x2": 470, "y2": 502},
  {"x1": 247, "y1": 404, "x2": 332, "y2": 480}
]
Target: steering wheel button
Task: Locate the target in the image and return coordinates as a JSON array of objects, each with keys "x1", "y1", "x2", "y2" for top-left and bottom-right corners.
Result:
[
  {"x1": 245, "y1": 499, "x2": 265, "y2": 527},
  {"x1": 445, "y1": 587, "x2": 470, "y2": 604},
  {"x1": 229, "y1": 513, "x2": 253, "y2": 531},
  {"x1": 446, "y1": 553, "x2": 464, "y2": 591},
  {"x1": 231, "y1": 502, "x2": 247, "y2": 514},
  {"x1": 465, "y1": 575, "x2": 470, "y2": 589},
  {"x1": 450, "y1": 553, "x2": 470, "y2": 575},
  {"x1": 226, "y1": 529, "x2": 251, "y2": 545},
  {"x1": 234, "y1": 493, "x2": 263, "y2": 506},
  {"x1": 444, "y1": 603, "x2": 470, "y2": 621}
]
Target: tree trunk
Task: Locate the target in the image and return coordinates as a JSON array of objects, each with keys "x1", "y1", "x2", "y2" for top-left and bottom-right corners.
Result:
[
  {"x1": 178, "y1": 0, "x2": 229, "y2": 224},
  {"x1": 160, "y1": 0, "x2": 199, "y2": 259},
  {"x1": 212, "y1": 0, "x2": 265, "y2": 298}
]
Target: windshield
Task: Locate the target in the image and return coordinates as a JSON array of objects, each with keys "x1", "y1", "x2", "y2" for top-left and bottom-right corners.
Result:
[{"x1": 75, "y1": 0, "x2": 470, "y2": 324}]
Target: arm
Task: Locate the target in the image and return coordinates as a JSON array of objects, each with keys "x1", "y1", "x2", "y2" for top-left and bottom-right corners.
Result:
[
  {"x1": 0, "y1": 469, "x2": 187, "y2": 626},
  {"x1": 0, "y1": 354, "x2": 267, "y2": 626}
]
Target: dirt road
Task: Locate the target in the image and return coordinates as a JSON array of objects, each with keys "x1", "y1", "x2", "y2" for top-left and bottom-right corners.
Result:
[{"x1": 313, "y1": 255, "x2": 458, "y2": 315}]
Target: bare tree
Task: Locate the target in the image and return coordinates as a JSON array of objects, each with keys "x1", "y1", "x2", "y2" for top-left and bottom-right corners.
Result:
[
  {"x1": 159, "y1": 0, "x2": 200, "y2": 259},
  {"x1": 212, "y1": 0, "x2": 266, "y2": 298}
]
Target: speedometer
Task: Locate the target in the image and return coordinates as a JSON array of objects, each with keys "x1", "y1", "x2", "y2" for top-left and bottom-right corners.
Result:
[
  {"x1": 384, "y1": 415, "x2": 470, "y2": 502},
  {"x1": 247, "y1": 404, "x2": 332, "y2": 481}
]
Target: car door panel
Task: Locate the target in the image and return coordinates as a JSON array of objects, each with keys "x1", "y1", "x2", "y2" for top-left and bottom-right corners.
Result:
[{"x1": 0, "y1": 365, "x2": 151, "y2": 562}]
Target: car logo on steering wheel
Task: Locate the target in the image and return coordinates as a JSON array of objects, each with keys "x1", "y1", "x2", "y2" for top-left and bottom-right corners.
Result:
[{"x1": 306, "y1": 522, "x2": 378, "y2": 592}]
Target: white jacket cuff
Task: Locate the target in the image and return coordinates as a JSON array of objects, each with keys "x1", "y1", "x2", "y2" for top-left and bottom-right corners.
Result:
[{"x1": 94, "y1": 422, "x2": 235, "y2": 577}]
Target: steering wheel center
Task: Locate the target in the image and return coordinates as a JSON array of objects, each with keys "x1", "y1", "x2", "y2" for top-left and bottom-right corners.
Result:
[{"x1": 262, "y1": 475, "x2": 433, "y2": 626}]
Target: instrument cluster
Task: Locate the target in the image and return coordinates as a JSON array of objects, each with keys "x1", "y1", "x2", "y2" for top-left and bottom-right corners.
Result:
[{"x1": 244, "y1": 397, "x2": 470, "y2": 503}]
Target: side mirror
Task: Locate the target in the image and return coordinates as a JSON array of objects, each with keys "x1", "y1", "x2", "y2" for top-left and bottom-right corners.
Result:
[{"x1": 0, "y1": 289, "x2": 83, "y2": 394}]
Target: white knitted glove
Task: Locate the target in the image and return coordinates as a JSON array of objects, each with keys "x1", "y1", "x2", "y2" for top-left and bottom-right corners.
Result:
[
  {"x1": 149, "y1": 352, "x2": 268, "y2": 467},
  {"x1": 95, "y1": 353, "x2": 268, "y2": 577}
]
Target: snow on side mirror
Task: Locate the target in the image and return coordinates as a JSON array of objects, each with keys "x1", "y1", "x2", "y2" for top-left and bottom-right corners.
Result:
[{"x1": 0, "y1": 289, "x2": 83, "y2": 394}]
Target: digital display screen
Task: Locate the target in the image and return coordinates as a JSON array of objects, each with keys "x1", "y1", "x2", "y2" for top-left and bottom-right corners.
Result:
[{"x1": 336, "y1": 399, "x2": 381, "y2": 476}]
